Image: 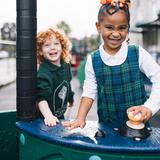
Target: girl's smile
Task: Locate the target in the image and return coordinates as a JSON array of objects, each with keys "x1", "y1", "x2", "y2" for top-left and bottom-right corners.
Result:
[{"x1": 108, "y1": 38, "x2": 122, "y2": 45}]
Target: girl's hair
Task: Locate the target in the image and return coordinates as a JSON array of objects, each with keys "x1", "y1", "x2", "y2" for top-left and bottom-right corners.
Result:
[
  {"x1": 37, "y1": 27, "x2": 72, "y2": 64},
  {"x1": 98, "y1": 3, "x2": 130, "y2": 26}
]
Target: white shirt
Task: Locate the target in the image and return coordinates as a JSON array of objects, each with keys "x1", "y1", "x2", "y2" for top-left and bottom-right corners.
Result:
[{"x1": 82, "y1": 42, "x2": 160, "y2": 115}]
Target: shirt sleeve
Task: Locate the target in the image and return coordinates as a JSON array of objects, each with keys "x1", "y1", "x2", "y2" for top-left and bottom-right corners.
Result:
[
  {"x1": 139, "y1": 46, "x2": 160, "y2": 115},
  {"x1": 81, "y1": 54, "x2": 97, "y2": 100},
  {"x1": 37, "y1": 73, "x2": 53, "y2": 103}
]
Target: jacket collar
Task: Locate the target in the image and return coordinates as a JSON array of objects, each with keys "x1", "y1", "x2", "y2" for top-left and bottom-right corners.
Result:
[{"x1": 42, "y1": 58, "x2": 65, "y2": 71}]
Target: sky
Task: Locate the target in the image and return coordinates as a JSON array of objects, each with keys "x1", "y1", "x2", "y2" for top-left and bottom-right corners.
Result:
[{"x1": 0, "y1": 0, "x2": 100, "y2": 39}]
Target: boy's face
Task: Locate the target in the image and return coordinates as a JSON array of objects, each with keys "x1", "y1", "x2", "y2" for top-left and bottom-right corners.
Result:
[
  {"x1": 41, "y1": 35, "x2": 62, "y2": 65},
  {"x1": 96, "y1": 10, "x2": 129, "y2": 54}
]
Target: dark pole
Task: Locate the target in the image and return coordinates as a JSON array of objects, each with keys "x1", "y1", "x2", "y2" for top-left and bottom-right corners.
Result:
[{"x1": 16, "y1": 0, "x2": 37, "y2": 120}]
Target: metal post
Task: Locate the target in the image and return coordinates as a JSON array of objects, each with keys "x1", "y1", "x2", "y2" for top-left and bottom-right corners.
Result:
[{"x1": 16, "y1": 0, "x2": 37, "y2": 120}]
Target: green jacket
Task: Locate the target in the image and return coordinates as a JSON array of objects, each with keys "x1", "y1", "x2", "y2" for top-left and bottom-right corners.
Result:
[{"x1": 37, "y1": 59, "x2": 74, "y2": 118}]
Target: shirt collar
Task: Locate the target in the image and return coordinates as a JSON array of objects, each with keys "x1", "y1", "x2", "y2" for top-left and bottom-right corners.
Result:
[{"x1": 99, "y1": 42, "x2": 128, "y2": 65}]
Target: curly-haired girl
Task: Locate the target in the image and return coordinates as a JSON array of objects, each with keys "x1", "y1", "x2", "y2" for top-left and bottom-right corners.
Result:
[{"x1": 37, "y1": 27, "x2": 74, "y2": 126}]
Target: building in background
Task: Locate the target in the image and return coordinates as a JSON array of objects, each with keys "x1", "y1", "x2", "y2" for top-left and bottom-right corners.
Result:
[{"x1": 130, "y1": 0, "x2": 160, "y2": 64}]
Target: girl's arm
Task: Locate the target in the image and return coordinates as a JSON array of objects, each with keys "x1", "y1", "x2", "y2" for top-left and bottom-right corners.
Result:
[
  {"x1": 63, "y1": 55, "x2": 96, "y2": 129},
  {"x1": 76, "y1": 97, "x2": 94, "y2": 121},
  {"x1": 139, "y1": 46, "x2": 160, "y2": 116},
  {"x1": 130, "y1": 46, "x2": 160, "y2": 122},
  {"x1": 38, "y1": 100, "x2": 59, "y2": 126}
]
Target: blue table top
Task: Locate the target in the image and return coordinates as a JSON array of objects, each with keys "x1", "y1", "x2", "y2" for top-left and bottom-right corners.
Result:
[{"x1": 16, "y1": 118, "x2": 160, "y2": 153}]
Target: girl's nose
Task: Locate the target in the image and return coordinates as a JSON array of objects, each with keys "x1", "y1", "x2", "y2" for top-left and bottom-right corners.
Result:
[{"x1": 111, "y1": 31, "x2": 120, "y2": 37}]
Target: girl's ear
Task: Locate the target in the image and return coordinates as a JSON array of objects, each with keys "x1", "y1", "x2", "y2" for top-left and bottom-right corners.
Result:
[
  {"x1": 126, "y1": 34, "x2": 130, "y2": 44},
  {"x1": 95, "y1": 22, "x2": 101, "y2": 34}
]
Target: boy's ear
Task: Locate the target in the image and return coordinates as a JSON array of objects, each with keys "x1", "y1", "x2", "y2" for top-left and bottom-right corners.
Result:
[
  {"x1": 39, "y1": 52, "x2": 43, "y2": 56},
  {"x1": 95, "y1": 22, "x2": 101, "y2": 33}
]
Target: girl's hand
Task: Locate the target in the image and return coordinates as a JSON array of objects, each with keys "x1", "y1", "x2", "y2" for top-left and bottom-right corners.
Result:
[
  {"x1": 62, "y1": 118, "x2": 86, "y2": 130},
  {"x1": 127, "y1": 106, "x2": 152, "y2": 122},
  {"x1": 44, "y1": 115, "x2": 59, "y2": 127}
]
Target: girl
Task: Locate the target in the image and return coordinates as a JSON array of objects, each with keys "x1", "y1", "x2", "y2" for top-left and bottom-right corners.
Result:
[
  {"x1": 37, "y1": 27, "x2": 74, "y2": 126},
  {"x1": 63, "y1": 0, "x2": 160, "y2": 129}
]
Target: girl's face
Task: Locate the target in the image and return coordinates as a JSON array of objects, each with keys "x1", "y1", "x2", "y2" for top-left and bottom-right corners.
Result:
[
  {"x1": 96, "y1": 10, "x2": 129, "y2": 55},
  {"x1": 41, "y1": 35, "x2": 62, "y2": 66}
]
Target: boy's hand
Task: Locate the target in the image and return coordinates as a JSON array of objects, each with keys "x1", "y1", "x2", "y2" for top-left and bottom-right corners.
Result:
[
  {"x1": 62, "y1": 118, "x2": 86, "y2": 130},
  {"x1": 44, "y1": 115, "x2": 59, "y2": 127},
  {"x1": 127, "y1": 106, "x2": 152, "y2": 122}
]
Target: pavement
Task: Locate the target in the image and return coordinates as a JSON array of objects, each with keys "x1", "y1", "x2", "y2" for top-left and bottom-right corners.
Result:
[
  {"x1": 66, "y1": 76, "x2": 98, "y2": 121},
  {"x1": 0, "y1": 81, "x2": 16, "y2": 111},
  {"x1": 0, "y1": 58, "x2": 16, "y2": 87}
]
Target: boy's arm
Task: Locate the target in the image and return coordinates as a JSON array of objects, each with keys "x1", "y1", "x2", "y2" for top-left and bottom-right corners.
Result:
[
  {"x1": 38, "y1": 100, "x2": 59, "y2": 126},
  {"x1": 63, "y1": 97, "x2": 94, "y2": 129}
]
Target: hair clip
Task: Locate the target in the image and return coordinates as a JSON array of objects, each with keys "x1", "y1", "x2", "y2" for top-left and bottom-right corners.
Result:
[{"x1": 100, "y1": 0, "x2": 131, "y2": 8}]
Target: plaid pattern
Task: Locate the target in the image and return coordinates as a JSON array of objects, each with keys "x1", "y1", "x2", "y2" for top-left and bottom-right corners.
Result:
[{"x1": 92, "y1": 45, "x2": 147, "y2": 122}]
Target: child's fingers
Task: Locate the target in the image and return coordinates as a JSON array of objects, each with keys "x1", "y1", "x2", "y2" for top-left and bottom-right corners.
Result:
[
  {"x1": 62, "y1": 121, "x2": 71, "y2": 127},
  {"x1": 127, "y1": 106, "x2": 152, "y2": 122},
  {"x1": 80, "y1": 123, "x2": 86, "y2": 129},
  {"x1": 127, "y1": 106, "x2": 138, "y2": 113},
  {"x1": 127, "y1": 107, "x2": 139, "y2": 116},
  {"x1": 142, "y1": 110, "x2": 152, "y2": 122},
  {"x1": 44, "y1": 118, "x2": 58, "y2": 126},
  {"x1": 50, "y1": 120, "x2": 57, "y2": 126},
  {"x1": 62, "y1": 121, "x2": 81, "y2": 130},
  {"x1": 44, "y1": 119, "x2": 48, "y2": 126},
  {"x1": 69, "y1": 121, "x2": 82, "y2": 130},
  {"x1": 54, "y1": 116, "x2": 59, "y2": 123}
]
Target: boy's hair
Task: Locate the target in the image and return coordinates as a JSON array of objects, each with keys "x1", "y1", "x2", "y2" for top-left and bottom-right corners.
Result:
[
  {"x1": 98, "y1": 3, "x2": 130, "y2": 26},
  {"x1": 37, "y1": 27, "x2": 72, "y2": 64}
]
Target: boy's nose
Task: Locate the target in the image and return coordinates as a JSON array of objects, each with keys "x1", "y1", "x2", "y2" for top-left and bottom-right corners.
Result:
[{"x1": 50, "y1": 44, "x2": 56, "y2": 49}]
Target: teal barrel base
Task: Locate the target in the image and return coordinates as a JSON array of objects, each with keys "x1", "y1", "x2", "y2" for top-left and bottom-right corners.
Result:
[
  {"x1": 0, "y1": 110, "x2": 17, "y2": 160},
  {"x1": 16, "y1": 118, "x2": 160, "y2": 160}
]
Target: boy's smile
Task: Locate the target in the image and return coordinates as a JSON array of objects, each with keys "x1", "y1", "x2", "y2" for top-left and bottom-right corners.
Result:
[
  {"x1": 49, "y1": 51, "x2": 59, "y2": 58},
  {"x1": 41, "y1": 35, "x2": 62, "y2": 66}
]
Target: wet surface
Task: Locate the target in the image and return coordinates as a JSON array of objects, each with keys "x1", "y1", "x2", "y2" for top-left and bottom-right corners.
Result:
[{"x1": 16, "y1": 118, "x2": 160, "y2": 153}]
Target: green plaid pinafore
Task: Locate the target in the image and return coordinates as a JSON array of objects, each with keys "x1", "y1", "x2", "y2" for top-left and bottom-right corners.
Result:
[{"x1": 92, "y1": 45, "x2": 147, "y2": 123}]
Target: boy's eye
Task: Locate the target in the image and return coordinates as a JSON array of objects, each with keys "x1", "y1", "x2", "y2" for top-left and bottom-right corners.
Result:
[
  {"x1": 54, "y1": 42, "x2": 60, "y2": 45},
  {"x1": 44, "y1": 43, "x2": 50, "y2": 46}
]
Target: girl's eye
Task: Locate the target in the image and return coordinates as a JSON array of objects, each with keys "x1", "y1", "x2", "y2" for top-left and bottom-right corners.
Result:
[
  {"x1": 119, "y1": 26, "x2": 128, "y2": 31},
  {"x1": 105, "y1": 26, "x2": 113, "y2": 30},
  {"x1": 120, "y1": 28, "x2": 126, "y2": 31}
]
